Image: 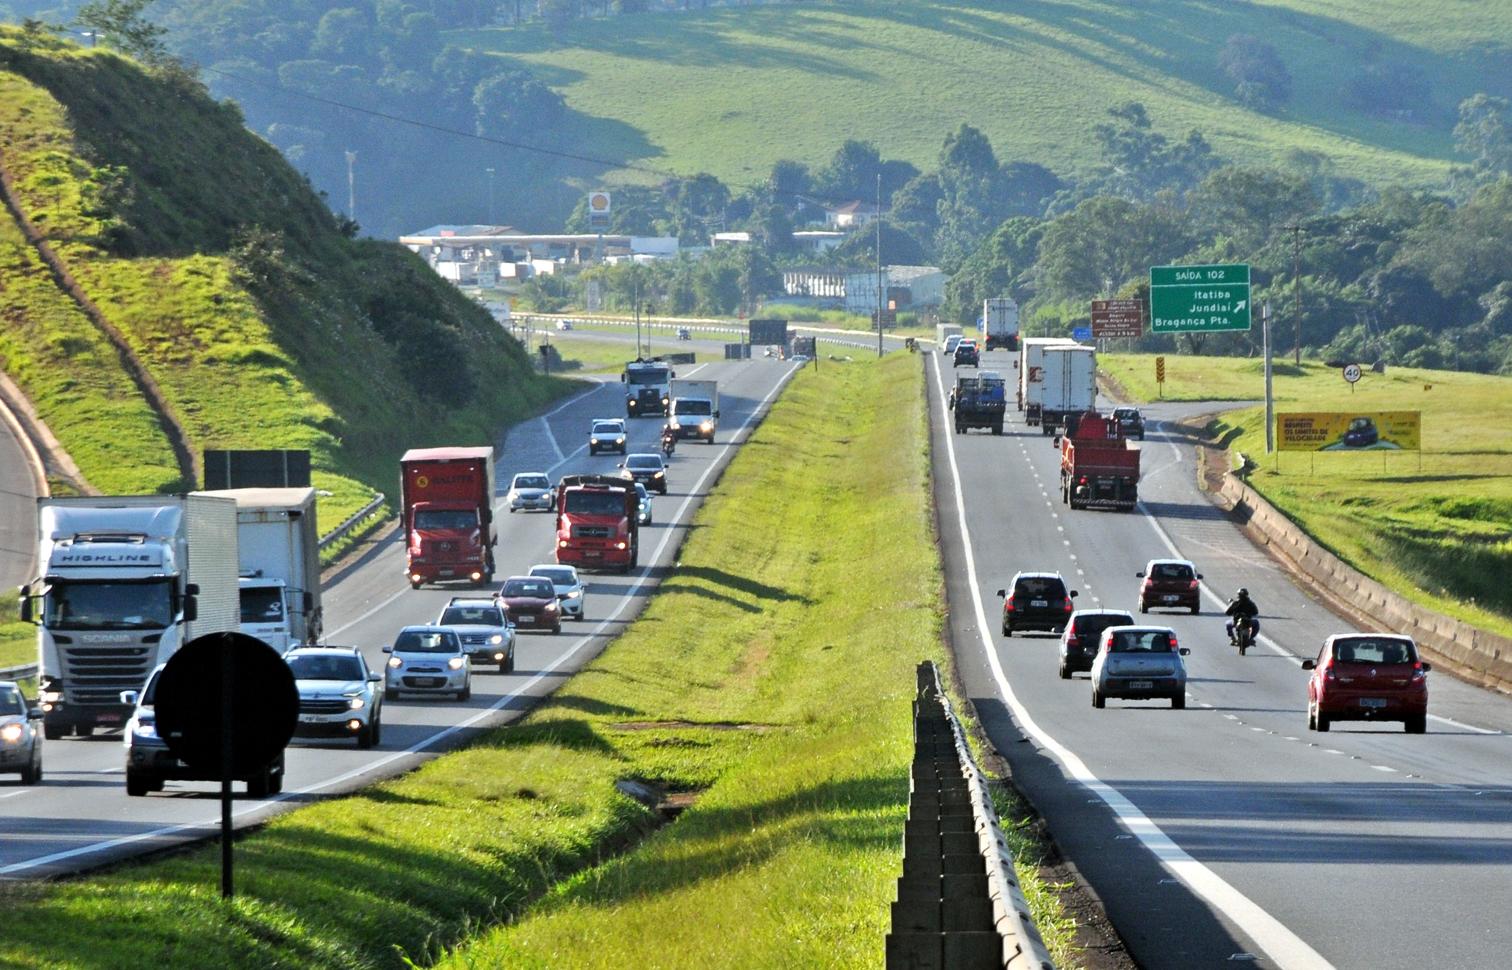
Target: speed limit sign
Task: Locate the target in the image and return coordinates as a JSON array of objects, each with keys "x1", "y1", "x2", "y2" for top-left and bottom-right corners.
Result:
[{"x1": 1342, "y1": 363, "x2": 1362, "y2": 384}]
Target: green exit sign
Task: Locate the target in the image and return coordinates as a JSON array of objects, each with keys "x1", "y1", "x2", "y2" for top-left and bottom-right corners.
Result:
[{"x1": 1149, "y1": 263, "x2": 1251, "y2": 333}]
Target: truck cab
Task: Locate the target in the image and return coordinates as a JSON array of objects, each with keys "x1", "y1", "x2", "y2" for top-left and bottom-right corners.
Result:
[
  {"x1": 400, "y1": 447, "x2": 497, "y2": 589},
  {"x1": 555, "y1": 474, "x2": 639, "y2": 573},
  {"x1": 668, "y1": 378, "x2": 719, "y2": 442},
  {"x1": 621, "y1": 358, "x2": 674, "y2": 417}
]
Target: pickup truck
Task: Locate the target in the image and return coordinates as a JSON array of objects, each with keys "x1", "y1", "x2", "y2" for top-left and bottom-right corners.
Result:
[
  {"x1": 950, "y1": 373, "x2": 1006, "y2": 435},
  {"x1": 1059, "y1": 413, "x2": 1140, "y2": 511}
]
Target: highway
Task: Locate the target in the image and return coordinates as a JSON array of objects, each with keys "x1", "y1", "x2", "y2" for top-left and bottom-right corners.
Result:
[
  {"x1": 930, "y1": 347, "x2": 1512, "y2": 968},
  {"x1": 0, "y1": 354, "x2": 800, "y2": 878}
]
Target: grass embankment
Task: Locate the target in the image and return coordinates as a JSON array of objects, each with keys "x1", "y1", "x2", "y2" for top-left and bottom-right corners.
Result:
[
  {"x1": 537, "y1": 333, "x2": 698, "y2": 374},
  {"x1": 0, "y1": 591, "x2": 32, "y2": 670},
  {"x1": 1106, "y1": 353, "x2": 1512, "y2": 639},
  {"x1": 0, "y1": 32, "x2": 569, "y2": 540},
  {"x1": 453, "y1": 0, "x2": 1501, "y2": 190},
  {"x1": 0, "y1": 353, "x2": 1080, "y2": 968}
]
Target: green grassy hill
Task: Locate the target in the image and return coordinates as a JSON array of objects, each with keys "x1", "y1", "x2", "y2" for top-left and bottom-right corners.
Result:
[
  {"x1": 0, "y1": 28, "x2": 567, "y2": 528},
  {"x1": 454, "y1": 0, "x2": 1512, "y2": 191}
]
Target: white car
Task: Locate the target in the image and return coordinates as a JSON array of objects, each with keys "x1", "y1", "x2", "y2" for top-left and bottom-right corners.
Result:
[
  {"x1": 588, "y1": 418, "x2": 628, "y2": 456},
  {"x1": 284, "y1": 645, "x2": 384, "y2": 748},
  {"x1": 437, "y1": 596, "x2": 518, "y2": 671},
  {"x1": 0, "y1": 681, "x2": 43, "y2": 785},
  {"x1": 942, "y1": 334, "x2": 964, "y2": 356},
  {"x1": 384, "y1": 626, "x2": 471, "y2": 701},
  {"x1": 529, "y1": 563, "x2": 585, "y2": 620},
  {"x1": 633, "y1": 482, "x2": 653, "y2": 525},
  {"x1": 506, "y1": 472, "x2": 555, "y2": 513}
]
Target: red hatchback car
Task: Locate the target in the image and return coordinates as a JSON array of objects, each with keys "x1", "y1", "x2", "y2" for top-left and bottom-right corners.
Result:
[
  {"x1": 1136, "y1": 559, "x2": 1203, "y2": 614},
  {"x1": 1302, "y1": 634, "x2": 1430, "y2": 733},
  {"x1": 496, "y1": 575, "x2": 562, "y2": 634}
]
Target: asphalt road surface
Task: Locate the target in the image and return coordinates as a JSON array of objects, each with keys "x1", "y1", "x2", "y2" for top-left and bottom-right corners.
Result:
[
  {"x1": 0, "y1": 357, "x2": 800, "y2": 878},
  {"x1": 929, "y1": 347, "x2": 1512, "y2": 969}
]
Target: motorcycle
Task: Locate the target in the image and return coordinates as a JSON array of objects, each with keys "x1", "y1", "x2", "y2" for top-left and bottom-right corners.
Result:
[
  {"x1": 660, "y1": 430, "x2": 677, "y2": 457},
  {"x1": 1232, "y1": 614, "x2": 1257, "y2": 656}
]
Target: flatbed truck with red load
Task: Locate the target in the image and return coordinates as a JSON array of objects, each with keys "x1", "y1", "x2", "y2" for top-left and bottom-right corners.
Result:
[
  {"x1": 400, "y1": 447, "x2": 497, "y2": 588},
  {"x1": 1059, "y1": 413, "x2": 1140, "y2": 511},
  {"x1": 555, "y1": 474, "x2": 639, "y2": 573}
]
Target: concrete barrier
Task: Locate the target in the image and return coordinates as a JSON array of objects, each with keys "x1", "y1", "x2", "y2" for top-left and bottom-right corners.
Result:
[{"x1": 1217, "y1": 470, "x2": 1512, "y2": 693}]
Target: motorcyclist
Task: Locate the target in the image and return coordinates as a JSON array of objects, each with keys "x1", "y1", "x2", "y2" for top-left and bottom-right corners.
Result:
[
  {"x1": 660, "y1": 423, "x2": 677, "y2": 455},
  {"x1": 1225, "y1": 588, "x2": 1260, "y2": 644}
]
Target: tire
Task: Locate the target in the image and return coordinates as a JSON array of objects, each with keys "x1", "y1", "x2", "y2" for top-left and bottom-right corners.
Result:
[
  {"x1": 21, "y1": 754, "x2": 41, "y2": 785},
  {"x1": 74, "y1": 724, "x2": 94, "y2": 738},
  {"x1": 357, "y1": 720, "x2": 375, "y2": 750},
  {"x1": 1406, "y1": 714, "x2": 1427, "y2": 734},
  {"x1": 371, "y1": 714, "x2": 382, "y2": 746},
  {"x1": 1002, "y1": 622, "x2": 1012, "y2": 637},
  {"x1": 508, "y1": 506, "x2": 517, "y2": 513},
  {"x1": 1057, "y1": 662, "x2": 1070, "y2": 680},
  {"x1": 125, "y1": 771, "x2": 151, "y2": 797},
  {"x1": 1172, "y1": 694, "x2": 1186, "y2": 710},
  {"x1": 504, "y1": 650, "x2": 515, "y2": 674},
  {"x1": 458, "y1": 684, "x2": 472, "y2": 702},
  {"x1": 389, "y1": 690, "x2": 401, "y2": 701},
  {"x1": 247, "y1": 771, "x2": 273, "y2": 799},
  {"x1": 1092, "y1": 690, "x2": 1105, "y2": 709},
  {"x1": 409, "y1": 580, "x2": 422, "y2": 590},
  {"x1": 1316, "y1": 711, "x2": 1331, "y2": 732},
  {"x1": 992, "y1": 422, "x2": 1002, "y2": 436},
  {"x1": 1238, "y1": 642, "x2": 1248, "y2": 656},
  {"x1": 43, "y1": 722, "x2": 63, "y2": 741},
  {"x1": 1190, "y1": 604, "x2": 1201, "y2": 615},
  {"x1": 270, "y1": 770, "x2": 284, "y2": 795},
  {"x1": 1307, "y1": 706, "x2": 1317, "y2": 731},
  {"x1": 1139, "y1": 601, "x2": 1148, "y2": 614}
]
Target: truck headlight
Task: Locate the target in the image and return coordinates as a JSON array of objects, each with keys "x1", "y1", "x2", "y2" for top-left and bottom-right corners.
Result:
[
  {"x1": 0, "y1": 723, "x2": 23, "y2": 744},
  {"x1": 388, "y1": 656, "x2": 403, "y2": 669},
  {"x1": 653, "y1": 471, "x2": 664, "y2": 478},
  {"x1": 41, "y1": 690, "x2": 63, "y2": 704},
  {"x1": 447, "y1": 656, "x2": 466, "y2": 670},
  {"x1": 700, "y1": 421, "x2": 713, "y2": 431},
  {"x1": 558, "y1": 539, "x2": 569, "y2": 548}
]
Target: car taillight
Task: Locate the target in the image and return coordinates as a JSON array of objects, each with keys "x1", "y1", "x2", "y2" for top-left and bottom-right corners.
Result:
[
  {"x1": 1323, "y1": 660, "x2": 1337, "y2": 683},
  {"x1": 1188, "y1": 579, "x2": 1199, "y2": 590},
  {"x1": 1411, "y1": 662, "x2": 1429, "y2": 681},
  {"x1": 1064, "y1": 598, "x2": 1074, "y2": 612},
  {"x1": 1078, "y1": 476, "x2": 1088, "y2": 486},
  {"x1": 1005, "y1": 596, "x2": 1016, "y2": 612},
  {"x1": 1169, "y1": 635, "x2": 1179, "y2": 651}
]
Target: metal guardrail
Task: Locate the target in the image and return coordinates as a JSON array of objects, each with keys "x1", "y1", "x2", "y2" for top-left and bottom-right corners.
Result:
[
  {"x1": 0, "y1": 663, "x2": 38, "y2": 681},
  {"x1": 317, "y1": 491, "x2": 386, "y2": 551},
  {"x1": 512, "y1": 313, "x2": 884, "y2": 353},
  {"x1": 887, "y1": 661, "x2": 1055, "y2": 970}
]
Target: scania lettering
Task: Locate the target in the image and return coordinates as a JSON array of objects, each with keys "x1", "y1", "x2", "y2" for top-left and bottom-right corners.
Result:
[{"x1": 19, "y1": 494, "x2": 240, "y2": 739}]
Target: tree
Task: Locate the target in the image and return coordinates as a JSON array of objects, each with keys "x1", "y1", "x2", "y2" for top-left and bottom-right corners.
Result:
[
  {"x1": 1218, "y1": 35, "x2": 1291, "y2": 110},
  {"x1": 1347, "y1": 62, "x2": 1432, "y2": 119},
  {"x1": 473, "y1": 71, "x2": 565, "y2": 137},
  {"x1": 1454, "y1": 94, "x2": 1512, "y2": 186},
  {"x1": 664, "y1": 173, "x2": 731, "y2": 243},
  {"x1": 1092, "y1": 102, "x2": 1220, "y2": 200},
  {"x1": 814, "y1": 140, "x2": 883, "y2": 202},
  {"x1": 75, "y1": 0, "x2": 169, "y2": 64},
  {"x1": 1036, "y1": 196, "x2": 1192, "y2": 300},
  {"x1": 890, "y1": 173, "x2": 943, "y2": 245},
  {"x1": 944, "y1": 217, "x2": 1044, "y2": 325},
  {"x1": 1185, "y1": 166, "x2": 1319, "y2": 252}
]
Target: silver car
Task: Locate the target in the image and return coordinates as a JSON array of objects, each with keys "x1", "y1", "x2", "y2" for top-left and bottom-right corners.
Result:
[
  {"x1": 384, "y1": 626, "x2": 471, "y2": 701},
  {"x1": 437, "y1": 597, "x2": 518, "y2": 670},
  {"x1": 285, "y1": 646, "x2": 384, "y2": 748},
  {"x1": 633, "y1": 482, "x2": 653, "y2": 525},
  {"x1": 1091, "y1": 626, "x2": 1191, "y2": 709},
  {"x1": 529, "y1": 563, "x2": 585, "y2": 620},
  {"x1": 588, "y1": 418, "x2": 628, "y2": 456},
  {"x1": 0, "y1": 681, "x2": 43, "y2": 785},
  {"x1": 506, "y1": 472, "x2": 555, "y2": 513}
]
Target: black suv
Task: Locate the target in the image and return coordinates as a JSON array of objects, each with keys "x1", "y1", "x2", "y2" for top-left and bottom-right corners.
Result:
[
  {"x1": 1058, "y1": 609, "x2": 1135, "y2": 679},
  {"x1": 1112, "y1": 407, "x2": 1145, "y2": 440},
  {"x1": 953, "y1": 340, "x2": 980, "y2": 368},
  {"x1": 997, "y1": 572, "x2": 1078, "y2": 636}
]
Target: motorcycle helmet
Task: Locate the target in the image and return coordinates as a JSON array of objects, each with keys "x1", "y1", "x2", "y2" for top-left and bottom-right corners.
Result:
[{"x1": 1237, "y1": 587, "x2": 1249, "y2": 597}]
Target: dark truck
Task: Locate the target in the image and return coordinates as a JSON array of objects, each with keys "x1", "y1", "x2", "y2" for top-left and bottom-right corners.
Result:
[
  {"x1": 1059, "y1": 413, "x2": 1140, "y2": 511},
  {"x1": 949, "y1": 373, "x2": 1007, "y2": 435},
  {"x1": 555, "y1": 474, "x2": 640, "y2": 573}
]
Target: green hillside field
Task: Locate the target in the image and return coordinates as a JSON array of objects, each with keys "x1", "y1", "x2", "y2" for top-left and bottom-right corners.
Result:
[{"x1": 451, "y1": 0, "x2": 1512, "y2": 193}]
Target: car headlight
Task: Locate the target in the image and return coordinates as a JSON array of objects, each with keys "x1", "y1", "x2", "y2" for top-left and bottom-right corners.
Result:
[
  {"x1": 346, "y1": 694, "x2": 365, "y2": 710},
  {"x1": 447, "y1": 656, "x2": 466, "y2": 670},
  {"x1": 653, "y1": 471, "x2": 664, "y2": 478},
  {"x1": 0, "y1": 723, "x2": 23, "y2": 744},
  {"x1": 700, "y1": 421, "x2": 713, "y2": 430},
  {"x1": 388, "y1": 656, "x2": 403, "y2": 669},
  {"x1": 544, "y1": 602, "x2": 558, "y2": 612},
  {"x1": 616, "y1": 437, "x2": 625, "y2": 444},
  {"x1": 489, "y1": 634, "x2": 504, "y2": 645},
  {"x1": 131, "y1": 721, "x2": 158, "y2": 741},
  {"x1": 566, "y1": 589, "x2": 581, "y2": 599}
]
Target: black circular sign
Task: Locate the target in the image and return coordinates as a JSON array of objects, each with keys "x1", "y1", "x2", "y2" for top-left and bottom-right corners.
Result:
[{"x1": 155, "y1": 632, "x2": 298, "y2": 775}]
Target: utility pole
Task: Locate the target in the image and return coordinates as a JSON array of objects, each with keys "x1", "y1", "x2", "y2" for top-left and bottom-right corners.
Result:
[
  {"x1": 1262, "y1": 301, "x2": 1274, "y2": 454},
  {"x1": 1282, "y1": 223, "x2": 1303, "y2": 366},
  {"x1": 485, "y1": 167, "x2": 495, "y2": 225},
  {"x1": 345, "y1": 151, "x2": 357, "y2": 224},
  {"x1": 633, "y1": 267, "x2": 642, "y2": 358},
  {"x1": 875, "y1": 173, "x2": 883, "y2": 359}
]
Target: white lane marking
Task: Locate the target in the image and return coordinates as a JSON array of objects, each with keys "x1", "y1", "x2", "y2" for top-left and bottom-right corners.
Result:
[
  {"x1": 930, "y1": 356, "x2": 1333, "y2": 970},
  {"x1": 1371, "y1": 765, "x2": 1396, "y2": 773},
  {"x1": 0, "y1": 362, "x2": 800, "y2": 877},
  {"x1": 540, "y1": 417, "x2": 565, "y2": 462},
  {"x1": 1136, "y1": 422, "x2": 1502, "y2": 737}
]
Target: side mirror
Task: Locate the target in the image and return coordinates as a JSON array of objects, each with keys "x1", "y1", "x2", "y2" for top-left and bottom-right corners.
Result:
[
  {"x1": 368, "y1": 672, "x2": 382, "y2": 682},
  {"x1": 1195, "y1": 573, "x2": 1204, "y2": 580},
  {"x1": 671, "y1": 371, "x2": 677, "y2": 378},
  {"x1": 28, "y1": 707, "x2": 43, "y2": 720},
  {"x1": 617, "y1": 462, "x2": 625, "y2": 469},
  {"x1": 713, "y1": 410, "x2": 720, "y2": 418},
  {"x1": 119, "y1": 690, "x2": 140, "y2": 707},
  {"x1": 995, "y1": 588, "x2": 1006, "y2": 598},
  {"x1": 182, "y1": 592, "x2": 198, "y2": 623},
  {"x1": 1421, "y1": 662, "x2": 1432, "y2": 672},
  {"x1": 619, "y1": 374, "x2": 626, "y2": 383},
  {"x1": 1178, "y1": 648, "x2": 1191, "y2": 656},
  {"x1": 381, "y1": 645, "x2": 393, "y2": 654},
  {"x1": 1300, "y1": 659, "x2": 1315, "y2": 670},
  {"x1": 18, "y1": 585, "x2": 32, "y2": 623},
  {"x1": 1135, "y1": 572, "x2": 1145, "y2": 578},
  {"x1": 1069, "y1": 590, "x2": 1078, "y2": 598}
]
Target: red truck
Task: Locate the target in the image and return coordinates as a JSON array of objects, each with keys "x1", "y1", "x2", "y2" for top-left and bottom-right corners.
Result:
[
  {"x1": 555, "y1": 474, "x2": 639, "y2": 573},
  {"x1": 400, "y1": 447, "x2": 497, "y2": 588},
  {"x1": 1059, "y1": 413, "x2": 1140, "y2": 511}
]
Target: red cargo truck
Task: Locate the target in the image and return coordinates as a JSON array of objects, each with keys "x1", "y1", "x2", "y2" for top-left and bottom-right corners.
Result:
[
  {"x1": 555, "y1": 474, "x2": 639, "y2": 573},
  {"x1": 1059, "y1": 414, "x2": 1140, "y2": 511},
  {"x1": 400, "y1": 447, "x2": 497, "y2": 588}
]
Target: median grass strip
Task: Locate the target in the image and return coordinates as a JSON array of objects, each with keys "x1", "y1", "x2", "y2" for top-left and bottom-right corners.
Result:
[
  {"x1": 0, "y1": 353, "x2": 1077, "y2": 968},
  {"x1": 1105, "y1": 353, "x2": 1512, "y2": 639}
]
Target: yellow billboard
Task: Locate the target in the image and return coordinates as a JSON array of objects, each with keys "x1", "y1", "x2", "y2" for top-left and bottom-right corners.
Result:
[{"x1": 1276, "y1": 411, "x2": 1421, "y2": 452}]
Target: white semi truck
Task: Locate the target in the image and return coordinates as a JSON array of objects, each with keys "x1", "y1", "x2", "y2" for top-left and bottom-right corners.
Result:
[
  {"x1": 982, "y1": 298, "x2": 1021, "y2": 352},
  {"x1": 1017, "y1": 336, "x2": 1079, "y2": 423},
  {"x1": 208, "y1": 487, "x2": 322, "y2": 653},
  {"x1": 20, "y1": 494, "x2": 240, "y2": 739},
  {"x1": 1038, "y1": 345, "x2": 1099, "y2": 436},
  {"x1": 668, "y1": 378, "x2": 720, "y2": 443}
]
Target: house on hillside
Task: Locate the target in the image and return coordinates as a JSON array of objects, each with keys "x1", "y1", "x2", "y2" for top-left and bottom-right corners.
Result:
[
  {"x1": 824, "y1": 201, "x2": 883, "y2": 229},
  {"x1": 792, "y1": 230, "x2": 847, "y2": 253}
]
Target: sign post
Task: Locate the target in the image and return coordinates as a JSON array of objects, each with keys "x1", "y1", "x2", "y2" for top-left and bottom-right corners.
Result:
[
  {"x1": 1343, "y1": 363, "x2": 1362, "y2": 393},
  {"x1": 1155, "y1": 355, "x2": 1166, "y2": 398},
  {"x1": 1150, "y1": 264, "x2": 1252, "y2": 333}
]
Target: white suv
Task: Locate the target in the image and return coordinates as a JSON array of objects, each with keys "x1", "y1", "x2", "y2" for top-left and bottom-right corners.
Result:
[
  {"x1": 436, "y1": 597, "x2": 518, "y2": 671},
  {"x1": 384, "y1": 626, "x2": 471, "y2": 701},
  {"x1": 588, "y1": 418, "x2": 628, "y2": 455},
  {"x1": 285, "y1": 645, "x2": 384, "y2": 748},
  {"x1": 528, "y1": 563, "x2": 585, "y2": 620}
]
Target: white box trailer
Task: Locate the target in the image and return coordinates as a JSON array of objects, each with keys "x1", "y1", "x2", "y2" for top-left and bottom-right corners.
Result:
[
  {"x1": 1038, "y1": 345, "x2": 1099, "y2": 436},
  {"x1": 1017, "y1": 337, "x2": 1079, "y2": 420},
  {"x1": 204, "y1": 487, "x2": 322, "y2": 652},
  {"x1": 935, "y1": 323, "x2": 963, "y2": 349},
  {"x1": 982, "y1": 298, "x2": 1020, "y2": 352}
]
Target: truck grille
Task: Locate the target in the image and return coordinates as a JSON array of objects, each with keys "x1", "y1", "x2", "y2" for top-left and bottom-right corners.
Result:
[
  {"x1": 573, "y1": 525, "x2": 611, "y2": 539},
  {"x1": 300, "y1": 699, "x2": 349, "y2": 715},
  {"x1": 61, "y1": 645, "x2": 153, "y2": 705}
]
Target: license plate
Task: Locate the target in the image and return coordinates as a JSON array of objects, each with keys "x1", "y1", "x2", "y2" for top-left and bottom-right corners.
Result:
[
  {"x1": 298, "y1": 714, "x2": 326, "y2": 724},
  {"x1": 1127, "y1": 680, "x2": 1153, "y2": 690},
  {"x1": 96, "y1": 713, "x2": 123, "y2": 723},
  {"x1": 1162, "y1": 595, "x2": 1179, "y2": 602},
  {"x1": 516, "y1": 616, "x2": 534, "y2": 624},
  {"x1": 1031, "y1": 599, "x2": 1048, "y2": 608},
  {"x1": 1359, "y1": 698, "x2": 1388, "y2": 708},
  {"x1": 584, "y1": 550, "x2": 602, "y2": 558}
]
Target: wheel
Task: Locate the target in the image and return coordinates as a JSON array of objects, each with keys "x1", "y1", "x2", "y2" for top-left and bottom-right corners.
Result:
[
  {"x1": 371, "y1": 713, "x2": 382, "y2": 746},
  {"x1": 508, "y1": 506, "x2": 517, "y2": 513},
  {"x1": 1139, "y1": 601, "x2": 1149, "y2": 614},
  {"x1": 1172, "y1": 694, "x2": 1186, "y2": 710},
  {"x1": 1405, "y1": 714, "x2": 1427, "y2": 734},
  {"x1": 125, "y1": 772, "x2": 151, "y2": 797},
  {"x1": 74, "y1": 724, "x2": 93, "y2": 738},
  {"x1": 409, "y1": 580, "x2": 422, "y2": 590},
  {"x1": 502, "y1": 650, "x2": 515, "y2": 673},
  {"x1": 588, "y1": 446, "x2": 596, "y2": 455},
  {"x1": 389, "y1": 690, "x2": 401, "y2": 701},
  {"x1": 992, "y1": 422, "x2": 1002, "y2": 436},
  {"x1": 1190, "y1": 604, "x2": 1201, "y2": 615},
  {"x1": 270, "y1": 770, "x2": 284, "y2": 795},
  {"x1": 1057, "y1": 663, "x2": 1070, "y2": 680},
  {"x1": 1092, "y1": 690, "x2": 1105, "y2": 709},
  {"x1": 954, "y1": 422, "x2": 963, "y2": 434},
  {"x1": 21, "y1": 754, "x2": 41, "y2": 785},
  {"x1": 458, "y1": 684, "x2": 472, "y2": 702},
  {"x1": 1307, "y1": 706, "x2": 1317, "y2": 731},
  {"x1": 43, "y1": 722, "x2": 63, "y2": 741},
  {"x1": 1238, "y1": 643, "x2": 1248, "y2": 656},
  {"x1": 1316, "y1": 711, "x2": 1331, "y2": 732},
  {"x1": 1002, "y1": 622, "x2": 1012, "y2": 637},
  {"x1": 357, "y1": 720, "x2": 375, "y2": 749},
  {"x1": 247, "y1": 771, "x2": 273, "y2": 798}
]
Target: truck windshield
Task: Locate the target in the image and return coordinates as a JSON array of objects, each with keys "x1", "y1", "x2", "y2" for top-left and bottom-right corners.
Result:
[
  {"x1": 44, "y1": 580, "x2": 174, "y2": 630},
  {"x1": 564, "y1": 491, "x2": 625, "y2": 516},
  {"x1": 675, "y1": 400, "x2": 712, "y2": 416},
  {"x1": 414, "y1": 509, "x2": 478, "y2": 530},
  {"x1": 626, "y1": 368, "x2": 669, "y2": 385},
  {"x1": 240, "y1": 586, "x2": 285, "y2": 623}
]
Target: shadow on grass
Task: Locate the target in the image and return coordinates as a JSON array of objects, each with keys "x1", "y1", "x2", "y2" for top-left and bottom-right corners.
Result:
[{"x1": 671, "y1": 565, "x2": 815, "y2": 605}]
